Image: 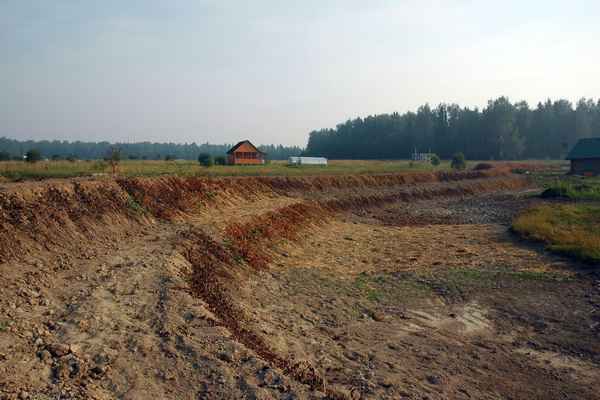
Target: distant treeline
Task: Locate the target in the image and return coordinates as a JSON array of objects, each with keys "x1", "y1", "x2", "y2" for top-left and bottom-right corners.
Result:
[
  {"x1": 305, "y1": 97, "x2": 600, "y2": 160},
  {"x1": 0, "y1": 138, "x2": 302, "y2": 161}
]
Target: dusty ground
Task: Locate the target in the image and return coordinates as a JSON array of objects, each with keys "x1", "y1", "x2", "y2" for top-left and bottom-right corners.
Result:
[{"x1": 0, "y1": 173, "x2": 598, "y2": 400}]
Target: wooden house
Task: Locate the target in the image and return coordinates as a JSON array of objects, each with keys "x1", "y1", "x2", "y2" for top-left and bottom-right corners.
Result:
[{"x1": 226, "y1": 140, "x2": 266, "y2": 165}]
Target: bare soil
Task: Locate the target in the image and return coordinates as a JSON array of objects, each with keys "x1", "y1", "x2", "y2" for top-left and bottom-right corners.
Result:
[{"x1": 0, "y1": 170, "x2": 598, "y2": 400}]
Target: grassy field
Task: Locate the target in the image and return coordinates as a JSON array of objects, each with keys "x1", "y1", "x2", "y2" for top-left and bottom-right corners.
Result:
[
  {"x1": 0, "y1": 159, "x2": 567, "y2": 182},
  {"x1": 0, "y1": 159, "x2": 452, "y2": 181},
  {"x1": 513, "y1": 203, "x2": 600, "y2": 264}
]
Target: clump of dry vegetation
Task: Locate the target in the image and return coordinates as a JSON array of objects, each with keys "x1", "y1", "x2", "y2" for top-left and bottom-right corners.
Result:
[{"x1": 512, "y1": 203, "x2": 600, "y2": 263}]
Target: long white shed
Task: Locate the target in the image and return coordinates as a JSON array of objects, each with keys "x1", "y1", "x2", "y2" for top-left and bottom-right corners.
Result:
[{"x1": 288, "y1": 156, "x2": 328, "y2": 166}]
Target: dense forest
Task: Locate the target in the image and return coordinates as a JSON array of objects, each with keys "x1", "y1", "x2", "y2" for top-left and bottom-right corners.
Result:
[
  {"x1": 4, "y1": 97, "x2": 599, "y2": 162},
  {"x1": 0, "y1": 138, "x2": 302, "y2": 161},
  {"x1": 305, "y1": 97, "x2": 600, "y2": 160}
]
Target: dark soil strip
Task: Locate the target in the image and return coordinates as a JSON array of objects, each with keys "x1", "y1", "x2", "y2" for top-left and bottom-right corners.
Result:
[{"x1": 179, "y1": 229, "x2": 349, "y2": 400}]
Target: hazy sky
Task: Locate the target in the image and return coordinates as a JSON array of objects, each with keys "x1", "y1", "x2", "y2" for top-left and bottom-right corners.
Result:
[{"x1": 2, "y1": 1, "x2": 599, "y2": 146}]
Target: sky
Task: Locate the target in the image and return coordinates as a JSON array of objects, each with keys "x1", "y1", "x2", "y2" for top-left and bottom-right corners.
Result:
[{"x1": 1, "y1": 1, "x2": 599, "y2": 147}]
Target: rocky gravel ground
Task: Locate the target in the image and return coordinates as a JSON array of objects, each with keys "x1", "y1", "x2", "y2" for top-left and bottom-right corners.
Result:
[{"x1": 355, "y1": 189, "x2": 542, "y2": 226}]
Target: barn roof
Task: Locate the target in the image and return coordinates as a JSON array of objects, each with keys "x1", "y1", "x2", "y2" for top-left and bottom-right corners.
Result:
[
  {"x1": 226, "y1": 140, "x2": 266, "y2": 155},
  {"x1": 566, "y1": 137, "x2": 600, "y2": 160}
]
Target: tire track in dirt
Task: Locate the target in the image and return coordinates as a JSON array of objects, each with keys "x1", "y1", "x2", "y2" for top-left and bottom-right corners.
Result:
[{"x1": 180, "y1": 230, "x2": 344, "y2": 399}]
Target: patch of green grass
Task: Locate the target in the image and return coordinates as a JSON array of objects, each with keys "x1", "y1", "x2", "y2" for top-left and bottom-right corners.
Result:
[
  {"x1": 0, "y1": 320, "x2": 8, "y2": 332},
  {"x1": 444, "y1": 268, "x2": 572, "y2": 284},
  {"x1": 513, "y1": 204, "x2": 600, "y2": 264},
  {"x1": 366, "y1": 289, "x2": 384, "y2": 302},
  {"x1": 30, "y1": 395, "x2": 52, "y2": 400},
  {"x1": 353, "y1": 272, "x2": 433, "y2": 304},
  {"x1": 353, "y1": 273, "x2": 389, "y2": 302},
  {"x1": 541, "y1": 180, "x2": 600, "y2": 201},
  {"x1": 412, "y1": 267, "x2": 574, "y2": 301},
  {"x1": 126, "y1": 195, "x2": 146, "y2": 215},
  {"x1": 531, "y1": 172, "x2": 600, "y2": 201},
  {"x1": 353, "y1": 273, "x2": 369, "y2": 290}
]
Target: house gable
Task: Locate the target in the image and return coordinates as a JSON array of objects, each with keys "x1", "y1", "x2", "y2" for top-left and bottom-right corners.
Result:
[{"x1": 227, "y1": 140, "x2": 264, "y2": 155}]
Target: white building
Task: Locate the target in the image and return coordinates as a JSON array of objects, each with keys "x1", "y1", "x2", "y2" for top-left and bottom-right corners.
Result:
[{"x1": 288, "y1": 156, "x2": 328, "y2": 166}]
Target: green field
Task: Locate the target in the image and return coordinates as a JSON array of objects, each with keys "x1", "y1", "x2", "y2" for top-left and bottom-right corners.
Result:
[{"x1": 0, "y1": 159, "x2": 454, "y2": 181}]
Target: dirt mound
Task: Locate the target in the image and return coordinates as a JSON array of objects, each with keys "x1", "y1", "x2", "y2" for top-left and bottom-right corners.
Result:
[
  {"x1": 0, "y1": 180, "x2": 151, "y2": 262},
  {"x1": 118, "y1": 169, "x2": 515, "y2": 220},
  {"x1": 0, "y1": 171, "x2": 529, "y2": 264}
]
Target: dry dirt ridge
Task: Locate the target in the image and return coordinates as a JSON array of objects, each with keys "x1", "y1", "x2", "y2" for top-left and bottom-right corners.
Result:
[{"x1": 0, "y1": 168, "x2": 599, "y2": 400}]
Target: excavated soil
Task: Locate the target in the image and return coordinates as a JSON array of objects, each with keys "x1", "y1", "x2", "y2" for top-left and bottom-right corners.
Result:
[{"x1": 0, "y1": 168, "x2": 599, "y2": 400}]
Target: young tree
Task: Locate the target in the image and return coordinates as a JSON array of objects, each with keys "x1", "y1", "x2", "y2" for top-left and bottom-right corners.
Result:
[
  {"x1": 430, "y1": 154, "x2": 441, "y2": 166},
  {"x1": 214, "y1": 155, "x2": 227, "y2": 165},
  {"x1": 25, "y1": 149, "x2": 42, "y2": 163},
  {"x1": 198, "y1": 153, "x2": 214, "y2": 167},
  {"x1": 451, "y1": 152, "x2": 466, "y2": 170}
]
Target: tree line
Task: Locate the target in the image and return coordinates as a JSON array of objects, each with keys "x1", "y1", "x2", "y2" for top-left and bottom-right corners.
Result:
[
  {"x1": 0, "y1": 138, "x2": 302, "y2": 161},
  {"x1": 305, "y1": 97, "x2": 600, "y2": 160}
]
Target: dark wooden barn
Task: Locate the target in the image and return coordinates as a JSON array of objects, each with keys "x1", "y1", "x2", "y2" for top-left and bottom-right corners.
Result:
[{"x1": 566, "y1": 138, "x2": 600, "y2": 176}]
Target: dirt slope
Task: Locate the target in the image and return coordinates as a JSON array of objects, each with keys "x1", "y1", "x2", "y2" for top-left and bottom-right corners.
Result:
[{"x1": 1, "y1": 169, "x2": 598, "y2": 400}]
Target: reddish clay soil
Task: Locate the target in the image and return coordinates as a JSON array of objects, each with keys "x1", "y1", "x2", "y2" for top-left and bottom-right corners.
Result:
[{"x1": 0, "y1": 169, "x2": 598, "y2": 400}]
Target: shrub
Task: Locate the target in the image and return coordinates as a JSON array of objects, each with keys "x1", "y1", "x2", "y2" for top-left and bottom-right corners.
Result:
[
  {"x1": 473, "y1": 162, "x2": 493, "y2": 170},
  {"x1": 214, "y1": 155, "x2": 227, "y2": 166},
  {"x1": 198, "y1": 153, "x2": 214, "y2": 167},
  {"x1": 66, "y1": 155, "x2": 78, "y2": 162},
  {"x1": 451, "y1": 152, "x2": 466, "y2": 170},
  {"x1": 164, "y1": 154, "x2": 176, "y2": 161},
  {"x1": 25, "y1": 149, "x2": 42, "y2": 163},
  {"x1": 430, "y1": 154, "x2": 440, "y2": 166}
]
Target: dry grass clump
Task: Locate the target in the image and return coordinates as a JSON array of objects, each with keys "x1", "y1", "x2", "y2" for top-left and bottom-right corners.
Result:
[{"x1": 513, "y1": 204, "x2": 600, "y2": 263}]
